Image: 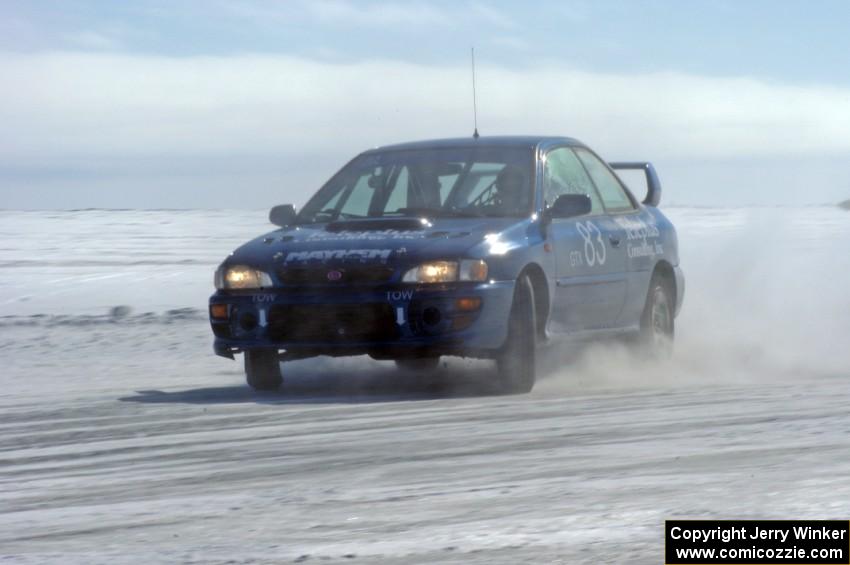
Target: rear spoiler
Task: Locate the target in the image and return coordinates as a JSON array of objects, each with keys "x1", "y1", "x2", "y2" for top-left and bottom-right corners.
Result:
[{"x1": 609, "y1": 162, "x2": 661, "y2": 207}]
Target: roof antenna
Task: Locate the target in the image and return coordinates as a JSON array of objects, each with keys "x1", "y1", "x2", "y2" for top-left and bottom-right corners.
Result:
[{"x1": 471, "y1": 47, "x2": 480, "y2": 139}]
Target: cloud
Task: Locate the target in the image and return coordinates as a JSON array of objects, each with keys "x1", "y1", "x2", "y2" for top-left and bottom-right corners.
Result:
[
  {"x1": 306, "y1": 0, "x2": 447, "y2": 27},
  {"x1": 468, "y1": 2, "x2": 518, "y2": 29},
  {"x1": 64, "y1": 30, "x2": 120, "y2": 50},
  {"x1": 2, "y1": 52, "x2": 849, "y2": 159},
  {"x1": 2, "y1": 52, "x2": 850, "y2": 207},
  {"x1": 221, "y1": 0, "x2": 516, "y2": 31},
  {"x1": 487, "y1": 35, "x2": 530, "y2": 51}
]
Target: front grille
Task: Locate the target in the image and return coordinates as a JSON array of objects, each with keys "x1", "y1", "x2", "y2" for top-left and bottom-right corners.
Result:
[
  {"x1": 268, "y1": 303, "x2": 399, "y2": 343},
  {"x1": 276, "y1": 265, "x2": 395, "y2": 285}
]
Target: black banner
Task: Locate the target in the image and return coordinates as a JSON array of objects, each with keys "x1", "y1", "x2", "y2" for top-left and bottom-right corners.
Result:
[{"x1": 666, "y1": 520, "x2": 849, "y2": 564}]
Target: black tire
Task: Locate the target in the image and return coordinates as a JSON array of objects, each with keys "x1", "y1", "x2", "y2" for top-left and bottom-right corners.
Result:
[
  {"x1": 394, "y1": 357, "x2": 441, "y2": 372},
  {"x1": 638, "y1": 275, "x2": 675, "y2": 359},
  {"x1": 496, "y1": 275, "x2": 537, "y2": 394},
  {"x1": 244, "y1": 349, "x2": 282, "y2": 391}
]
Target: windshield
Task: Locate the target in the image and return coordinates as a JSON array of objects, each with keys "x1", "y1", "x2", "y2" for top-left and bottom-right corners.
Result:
[{"x1": 298, "y1": 147, "x2": 534, "y2": 223}]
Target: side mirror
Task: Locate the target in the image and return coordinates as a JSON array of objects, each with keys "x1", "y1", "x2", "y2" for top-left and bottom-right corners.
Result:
[
  {"x1": 546, "y1": 194, "x2": 592, "y2": 220},
  {"x1": 269, "y1": 204, "x2": 297, "y2": 227}
]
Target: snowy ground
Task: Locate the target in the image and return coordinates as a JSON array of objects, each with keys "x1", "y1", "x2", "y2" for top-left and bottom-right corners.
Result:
[{"x1": 1, "y1": 207, "x2": 849, "y2": 563}]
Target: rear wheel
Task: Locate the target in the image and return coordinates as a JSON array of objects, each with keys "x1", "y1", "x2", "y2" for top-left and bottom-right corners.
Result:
[
  {"x1": 497, "y1": 275, "x2": 537, "y2": 394},
  {"x1": 638, "y1": 275, "x2": 674, "y2": 359},
  {"x1": 394, "y1": 357, "x2": 441, "y2": 372},
  {"x1": 244, "y1": 349, "x2": 282, "y2": 391}
]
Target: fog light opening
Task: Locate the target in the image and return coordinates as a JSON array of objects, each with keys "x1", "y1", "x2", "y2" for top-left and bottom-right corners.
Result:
[
  {"x1": 239, "y1": 311, "x2": 258, "y2": 331},
  {"x1": 423, "y1": 307, "x2": 442, "y2": 326},
  {"x1": 452, "y1": 314, "x2": 476, "y2": 331}
]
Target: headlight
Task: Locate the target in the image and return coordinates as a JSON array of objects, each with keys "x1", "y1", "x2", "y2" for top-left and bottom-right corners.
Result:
[
  {"x1": 215, "y1": 265, "x2": 273, "y2": 290},
  {"x1": 402, "y1": 259, "x2": 488, "y2": 283}
]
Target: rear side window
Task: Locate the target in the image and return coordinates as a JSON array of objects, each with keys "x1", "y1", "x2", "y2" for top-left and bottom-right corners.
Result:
[
  {"x1": 574, "y1": 148, "x2": 635, "y2": 213},
  {"x1": 542, "y1": 147, "x2": 603, "y2": 215}
]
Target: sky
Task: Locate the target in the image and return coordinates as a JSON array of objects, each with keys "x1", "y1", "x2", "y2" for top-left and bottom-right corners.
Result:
[{"x1": 1, "y1": 0, "x2": 850, "y2": 209}]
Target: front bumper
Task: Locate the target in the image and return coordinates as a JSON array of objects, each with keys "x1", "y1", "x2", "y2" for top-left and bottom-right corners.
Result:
[{"x1": 209, "y1": 280, "x2": 515, "y2": 359}]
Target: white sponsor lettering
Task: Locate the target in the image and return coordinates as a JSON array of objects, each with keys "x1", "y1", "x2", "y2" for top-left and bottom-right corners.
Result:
[
  {"x1": 613, "y1": 216, "x2": 660, "y2": 241},
  {"x1": 613, "y1": 216, "x2": 663, "y2": 258},
  {"x1": 305, "y1": 230, "x2": 425, "y2": 242},
  {"x1": 628, "y1": 241, "x2": 664, "y2": 258},
  {"x1": 387, "y1": 290, "x2": 414, "y2": 301},
  {"x1": 284, "y1": 249, "x2": 393, "y2": 264}
]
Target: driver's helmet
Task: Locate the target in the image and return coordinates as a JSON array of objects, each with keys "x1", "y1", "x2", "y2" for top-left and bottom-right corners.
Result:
[{"x1": 408, "y1": 165, "x2": 443, "y2": 209}]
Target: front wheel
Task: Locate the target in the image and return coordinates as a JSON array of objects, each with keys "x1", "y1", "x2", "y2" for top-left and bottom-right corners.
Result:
[
  {"x1": 496, "y1": 275, "x2": 537, "y2": 394},
  {"x1": 244, "y1": 349, "x2": 282, "y2": 391},
  {"x1": 638, "y1": 275, "x2": 674, "y2": 359}
]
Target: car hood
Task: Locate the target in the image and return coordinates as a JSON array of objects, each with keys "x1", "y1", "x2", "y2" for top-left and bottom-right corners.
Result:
[{"x1": 224, "y1": 217, "x2": 524, "y2": 269}]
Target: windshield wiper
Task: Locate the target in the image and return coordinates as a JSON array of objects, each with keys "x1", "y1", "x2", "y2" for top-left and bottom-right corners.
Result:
[
  {"x1": 311, "y1": 209, "x2": 366, "y2": 222},
  {"x1": 391, "y1": 207, "x2": 444, "y2": 217},
  {"x1": 443, "y1": 206, "x2": 486, "y2": 218}
]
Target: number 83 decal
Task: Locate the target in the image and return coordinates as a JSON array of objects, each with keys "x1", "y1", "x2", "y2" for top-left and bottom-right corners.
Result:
[{"x1": 576, "y1": 221, "x2": 606, "y2": 266}]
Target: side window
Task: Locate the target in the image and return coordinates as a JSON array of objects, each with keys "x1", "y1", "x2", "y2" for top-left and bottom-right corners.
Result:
[
  {"x1": 574, "y1": 148, "x2": 635, "y2": 213},
  {"x1": 543, "y1": 147, "x2": 603, "y2": 215}
]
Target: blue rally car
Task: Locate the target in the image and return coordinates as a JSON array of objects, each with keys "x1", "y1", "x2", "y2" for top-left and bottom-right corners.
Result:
[{"x1": 209, "y1": 136, "x2": 684, "y2": 393}]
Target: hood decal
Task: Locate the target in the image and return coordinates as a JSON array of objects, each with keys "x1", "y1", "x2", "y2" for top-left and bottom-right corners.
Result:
[
  {"x1": 284, "y1": 248, "x2": 395, "y2": 264},
  {"x1": 304, "y1": 229, "x2": 428, "y2": 242}
]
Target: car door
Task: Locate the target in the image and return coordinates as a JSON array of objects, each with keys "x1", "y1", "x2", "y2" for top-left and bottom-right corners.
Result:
[
  {"x1": 544, "y1": 146, "x2": 628, "y2": 332},
  {"x1": 573, "y1": 147, "x2": 639, "y2": 327}
]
